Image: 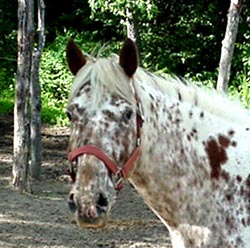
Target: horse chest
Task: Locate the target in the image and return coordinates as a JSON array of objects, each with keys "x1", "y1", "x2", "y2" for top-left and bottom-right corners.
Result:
[{"x1": 130, "y1": 159, "x2": 250, "y2": 247}]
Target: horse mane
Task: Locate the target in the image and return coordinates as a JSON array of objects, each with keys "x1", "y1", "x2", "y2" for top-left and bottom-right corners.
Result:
[
  {"x1": 69, "y1": 53, "x2": 250, "y2": 124},
  {"x1": 134, "y1": 68, "x2": 250, "y2": 125}
]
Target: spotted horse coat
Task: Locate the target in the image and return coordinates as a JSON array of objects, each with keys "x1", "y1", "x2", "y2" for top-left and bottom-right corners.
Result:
[{"x1": 66, "y1": 38, "x2": 250, "y2": 248}]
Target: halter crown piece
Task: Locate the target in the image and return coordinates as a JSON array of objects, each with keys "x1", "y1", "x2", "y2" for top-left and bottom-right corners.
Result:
[{"x1": 68, "y1": 78, "x2": 144, "y2": 192}]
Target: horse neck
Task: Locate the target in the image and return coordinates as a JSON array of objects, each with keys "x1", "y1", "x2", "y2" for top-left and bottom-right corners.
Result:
[
  {"x1": 132, "y1": 78, "x2": 250, "y2": 181},
  {"x1": 127, "y1": 76, "x2": 250, "y2": 248}
]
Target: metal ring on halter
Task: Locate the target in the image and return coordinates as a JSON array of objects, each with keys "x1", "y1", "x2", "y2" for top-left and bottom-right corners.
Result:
[{"x1": 113, "y1": 169, "x2": 124, "y2": 190}]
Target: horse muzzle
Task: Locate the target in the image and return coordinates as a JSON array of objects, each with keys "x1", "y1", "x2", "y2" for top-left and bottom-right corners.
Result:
[{"x1": 68, "y1": 192, "x2": 109, "y2": 228}]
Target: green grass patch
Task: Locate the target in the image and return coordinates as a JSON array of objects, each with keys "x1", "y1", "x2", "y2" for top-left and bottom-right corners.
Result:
[
  {"x1": 41, "y1": 104, "x2": 69, "y2": 126},
  {"x1": 0, "y1": 98, "x2": 14, "y2": 115},
  {"x1": 0, "y1": 97, "x2": 69, "y2": 126}
]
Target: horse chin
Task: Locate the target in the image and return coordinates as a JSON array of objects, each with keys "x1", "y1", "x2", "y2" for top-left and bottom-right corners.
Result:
[{"x1": 76, "y1": 215, "x2": 108, "y2": 229}]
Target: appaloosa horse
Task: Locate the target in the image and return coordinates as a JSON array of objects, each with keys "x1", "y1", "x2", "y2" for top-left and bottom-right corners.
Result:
[{"x1": 66, "y1": 38, "x2": 250, "y2": 248}]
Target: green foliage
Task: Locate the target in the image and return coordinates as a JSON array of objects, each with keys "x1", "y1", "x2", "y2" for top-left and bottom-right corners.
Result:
[
  {"x1": 1, "y1": 0, "x2": 250, "y2": 124},
  {"x1": 0, "y1": 1, "x2": 17, "y2": 114},
  {"x1": 0, "y1": 85, "x2": 15, "y2": 115},
  {"x1": 185, "y1": 71, "x2": 217, "y2": 89},
  {"x1": 87, "y1": 0, "x2": 159, "y2": 41},
  {"x1": 41, "y1": 104, "x2": 68, "y2": 126},
  {"x1": 89, "y1": 0, "x2": 158, "y2": 20},
  {"x1": 39, "y1": 32, "x2": 75, "y2": 126},
  {"x1": 0, "y1": 98, "x2": 14, "y2": 115},
  {"x1": 229, "y1": 34, "x2": 250, "y2": 108},
  {"x1": 0, "y1": 0, "x2": 17, "y2": 91},
  {"x1": 39, "y1": 31, "x2": 120, "y2": 125},
  {"x1": 139, "y1": 1, "x2": 226, "y2": 76}
]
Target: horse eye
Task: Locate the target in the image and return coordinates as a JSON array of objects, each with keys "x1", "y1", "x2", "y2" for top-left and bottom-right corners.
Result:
[
  {"x1": 122, "y1": 109, "x2": 133, "y2": 123},
  {"x1": 66, "y1": 111, "x2": 72, "y2": 121}
]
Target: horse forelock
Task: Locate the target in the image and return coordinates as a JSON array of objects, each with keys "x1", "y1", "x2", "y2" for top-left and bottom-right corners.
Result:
[{"x1": 68, "y1": 55, "x2": 136, "y2": 108}]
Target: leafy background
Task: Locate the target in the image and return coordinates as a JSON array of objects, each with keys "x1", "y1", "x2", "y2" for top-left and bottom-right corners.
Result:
[{"x1": 0, "y1": 0, "x2": 249, "y2": 125}]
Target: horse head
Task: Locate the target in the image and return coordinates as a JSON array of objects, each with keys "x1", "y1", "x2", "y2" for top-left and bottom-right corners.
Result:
[{"x1": 66, "y1": 38, "x2": 142, "y2": 228}]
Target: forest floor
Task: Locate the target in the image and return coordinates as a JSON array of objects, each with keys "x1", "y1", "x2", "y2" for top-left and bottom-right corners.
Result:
[{"x1": 0, "y1": 115, "x2": 172, "y2": 248}]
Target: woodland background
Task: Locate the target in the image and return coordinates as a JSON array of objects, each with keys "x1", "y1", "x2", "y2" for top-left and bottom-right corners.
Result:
[{"x1": 0, "y1": 0, "x2": 250, "y2": 126}]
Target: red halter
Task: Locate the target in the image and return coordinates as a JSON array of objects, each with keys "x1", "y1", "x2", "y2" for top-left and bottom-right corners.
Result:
[{"x1": 68, "y1": 80, "x2": 144, "y2": 192}]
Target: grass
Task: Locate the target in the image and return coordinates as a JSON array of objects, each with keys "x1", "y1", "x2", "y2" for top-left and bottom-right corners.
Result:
[
  {"x1": 0, "y1": 98, "x2": 14, "y2": 115},
  {"x1": 0, "y1": 97, "x2": 69, "y2": 126}
]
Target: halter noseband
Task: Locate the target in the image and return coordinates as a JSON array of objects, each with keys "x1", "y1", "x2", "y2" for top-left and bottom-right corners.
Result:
[{"x1": 67, "y1": 79, "x2": 144, "y2": 192}]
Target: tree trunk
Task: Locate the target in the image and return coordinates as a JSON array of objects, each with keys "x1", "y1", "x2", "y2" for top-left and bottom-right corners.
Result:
[
  {"x1": 13, "y1": 0, "x2": 45, "y2": 191},
  {"x1": 216, "y1": 0, "x2": 242, "y2": 93},
  {"x1": 126, "y1": 6, "x2": 137, "y2": 42},
  {"x1": 126, "y1": 5, "x2": 141, "y2": 57},
  {"x1": 30, "y1": 0, "x2": 45, "y2": 179},
  {"x1": 13, "y1": 0, "x2": 34, "y2": 191}
]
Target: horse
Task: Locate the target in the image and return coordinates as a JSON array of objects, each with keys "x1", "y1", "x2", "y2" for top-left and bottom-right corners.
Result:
[{"x1": 65, "y1": 38, "x2": 250, "y2": 248}]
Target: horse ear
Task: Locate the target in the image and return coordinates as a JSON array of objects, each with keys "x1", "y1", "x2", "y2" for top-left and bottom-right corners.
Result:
[
  {"x1": 66, "y1": 39, "x2": 86, "y2": 75},
  {"x1": 119, "y1": 38, "x2": 139, "y2": 78}
]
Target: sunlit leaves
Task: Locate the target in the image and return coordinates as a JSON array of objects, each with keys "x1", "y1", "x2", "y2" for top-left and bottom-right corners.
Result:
[{"x1": 88, "y1": 0, "x2": 158, "y2": 21}]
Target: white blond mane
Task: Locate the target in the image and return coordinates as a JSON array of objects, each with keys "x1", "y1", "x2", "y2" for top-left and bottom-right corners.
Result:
[
  {"x1": 134, "y1": 68, "x2": 250, "y2": 124},
  {"x1": 69, "y1": 54, "x2": 250, "y2": 124}
]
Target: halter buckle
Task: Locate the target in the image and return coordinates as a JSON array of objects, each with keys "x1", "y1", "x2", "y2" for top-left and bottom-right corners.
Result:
[{"x1": 113, "y1": 169, "x2": 124, "y2": 191}]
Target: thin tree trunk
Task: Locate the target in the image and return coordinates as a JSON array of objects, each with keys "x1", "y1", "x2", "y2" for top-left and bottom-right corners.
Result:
[
  {"x1": 216, "y1": 0, "x2": 242, "y2": 92},
  {"x1": 126, "y1": 5, "x2": 141, "y2": 57},
  {"x1": 30, "y1": 0, "x2": 45, "y2": 179},
  {"x1": 13, "y1": 0, "x2": 34, "y2": 191},
  {"x1": 126, "y1": 6, "x2": 137, "y2": 42}
]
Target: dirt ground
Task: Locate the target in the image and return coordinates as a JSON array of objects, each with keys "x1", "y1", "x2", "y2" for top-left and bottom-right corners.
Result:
[{"x1": 0, "y1": 115, "x2": 172, "y2": 248}]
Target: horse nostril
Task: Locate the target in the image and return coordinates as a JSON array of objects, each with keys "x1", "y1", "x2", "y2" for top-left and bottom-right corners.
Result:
[
  {"x1": 96, "y1": 193, "x2": 108, "y2": 214},
  {"x1": 68, "y1": 193, "x2": 77, "y2": 213}
]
